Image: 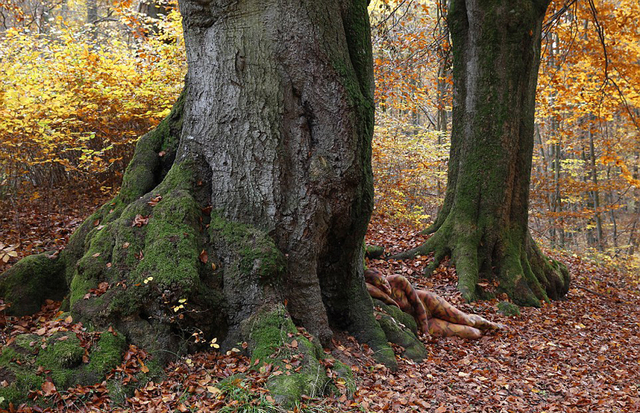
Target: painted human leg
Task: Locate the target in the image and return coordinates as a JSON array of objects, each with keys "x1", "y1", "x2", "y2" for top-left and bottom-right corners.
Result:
[
  {"x1": 416, "y1": 290, "x2": 502, "y2": 330},
  {"x1": 386, "y1": 274, "x2": 430, "y2": 334},
  {"x1": 365, "y1": 270, "x2": 502, "y2": 338},
  {"x1": 427, "y1": 318, "x2": 482, "y2": 339}
]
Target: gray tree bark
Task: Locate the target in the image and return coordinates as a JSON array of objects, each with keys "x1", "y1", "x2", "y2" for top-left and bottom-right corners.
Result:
[
  {"x1": 1, "y1": 0, "x2": 393, "y2": 371},
  {"x1": 178, "y1": 0, "x2": 382, "y2": 345}
]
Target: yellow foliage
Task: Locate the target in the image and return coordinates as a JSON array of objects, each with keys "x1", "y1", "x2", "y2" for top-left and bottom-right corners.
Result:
[
  {"x1": 0, "y1": 7, "x2": 185, "y2": 195},
  {"x1": 372, "y1": 112, "x2": 448, "y2": 226}
]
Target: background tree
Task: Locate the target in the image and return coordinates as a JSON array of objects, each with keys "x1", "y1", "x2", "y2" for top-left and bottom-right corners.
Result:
[
  {"x1": 532, "y1": 0, "x2": 640, "y2": 257},
  {"x1": 392, "y1": 0, "x2": 571, "y2": 306}
]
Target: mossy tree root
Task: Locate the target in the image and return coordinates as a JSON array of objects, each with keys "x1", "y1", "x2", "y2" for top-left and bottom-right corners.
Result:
[
  {"x1": 239, "y1": 303, "x2": 357, "y2": 407},
  {"x1": 0, "y1": 84, "x2": 397, "y2": 407},
  {"x1": 389, "y1": 219, "x2": 570, "y2": 306},
  {"x1": 372, "y1": 300, "x2": 427, "y2": 362}
]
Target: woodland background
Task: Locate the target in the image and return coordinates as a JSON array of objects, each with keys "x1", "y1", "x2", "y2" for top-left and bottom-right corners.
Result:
[
  {"x1": 0, "y1": 0, "x2": 639, "y2": 412},
  {"x1": 0, "y1": 0, "x2": 638, "y2": 270}
]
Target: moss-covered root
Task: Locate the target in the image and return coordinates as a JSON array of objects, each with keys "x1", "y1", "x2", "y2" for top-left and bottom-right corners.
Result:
[
  {"x1": 347, "y1": 287, "x2": 398, "y2": 369},
  {"x1": 240, "y1": 304, "x2": 342, "y2": 407},
  {"x1": 373, "y1": 301, "x2": 427, "y2": 362},
  {"x1": 0, "y1": 252, "x2": 67, "y2": 315},
  {"x1": 365, "y1": 244, "x2": 384, "y2": 259},
  {"x1": 0, "y1": 329, "x2": 127, "y2": 407},
  {"x1": 67, "y1": 162, "x2": 226, "y2": 365}
]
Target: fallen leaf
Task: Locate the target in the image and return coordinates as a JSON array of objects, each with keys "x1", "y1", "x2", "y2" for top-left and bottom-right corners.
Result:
[{"x1": 42, "y1": 381, "x2": 56, "y2": 396}]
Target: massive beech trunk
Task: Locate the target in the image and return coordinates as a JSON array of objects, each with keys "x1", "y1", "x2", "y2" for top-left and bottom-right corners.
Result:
[
  {"x1": 0, "y1": 0, "x2": 398, "y2": 403},
  {"x1": 393, "y1": 0, "x2": 570, "y2": 306},
  {"x1": 177, "y1": 0, "x2": 378, "y2": 344}
]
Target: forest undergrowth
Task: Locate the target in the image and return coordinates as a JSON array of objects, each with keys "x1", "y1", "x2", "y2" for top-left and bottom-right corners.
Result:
[{"x1": 0, "y1": 188, "x2": 638, "y2": 412}]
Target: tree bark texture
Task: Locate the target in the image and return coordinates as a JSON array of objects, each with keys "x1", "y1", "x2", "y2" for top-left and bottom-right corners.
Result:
[
  {"x1": 395, "y1": 0, "x2": 570, "y2": 306},
  {"x1": 177, "y1": 0, "x2": 384, "y2": 344}
]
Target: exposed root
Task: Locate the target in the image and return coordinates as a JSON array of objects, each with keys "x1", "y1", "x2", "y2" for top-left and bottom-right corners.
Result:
[{"x1": 389, "y1": 221, "x2": 570, "y2": 306}]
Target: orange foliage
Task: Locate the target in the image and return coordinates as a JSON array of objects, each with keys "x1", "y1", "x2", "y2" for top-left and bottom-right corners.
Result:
[
  {"x1": 370, "y1": 0, "x2": 639, "y2": 264},
  {"x1": 533, "y1": 0, "x2": 640, "y2": 258},
  {"x1": 369, "y1": 0, "x2": 451, "y2": 226}
]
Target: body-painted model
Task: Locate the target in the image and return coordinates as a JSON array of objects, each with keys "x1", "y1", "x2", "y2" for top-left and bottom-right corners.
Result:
[{"x1": 364, "y1": 269, "x2": 503, "y2": 339}]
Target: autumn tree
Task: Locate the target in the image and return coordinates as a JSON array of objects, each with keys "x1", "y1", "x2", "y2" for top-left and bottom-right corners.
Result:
[
  {"x1": 0, "y1": 0, "x2": 401, "y2": 405},
  {"x1": 393, "y1": 0, "x2": 571, "y2": 306},
  {"x1": 532, "y1": 0, "x2": 640, "y2": 259}
]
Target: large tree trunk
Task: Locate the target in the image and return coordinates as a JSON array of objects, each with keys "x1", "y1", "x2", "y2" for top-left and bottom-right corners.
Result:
[
  {"x1": 393, "y1": 0, "x2": 570, "y2": 306},
  {"x1": 177, "y1": 0, "x2": 383, "y2": 345},
  {"x1": 0, "y1": 0, "x2": 397, "y2": 404}
]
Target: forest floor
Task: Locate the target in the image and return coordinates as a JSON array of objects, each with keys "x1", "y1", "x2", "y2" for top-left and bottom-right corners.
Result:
[{"x1": 0, "y1": 187, "x2": 639, "y2": 412}]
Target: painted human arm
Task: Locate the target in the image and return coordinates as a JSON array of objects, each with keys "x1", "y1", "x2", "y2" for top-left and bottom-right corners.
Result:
[
  {"x1": 366, "y1": 282, "x2": 401, "y2": 308},
  {"x1": 387, "y1": 274, "x2": 430, "y2": 334}
]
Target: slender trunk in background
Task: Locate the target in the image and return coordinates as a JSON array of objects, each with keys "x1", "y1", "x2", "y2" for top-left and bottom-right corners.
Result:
[
  {"x1": 86, "y1": 0, "x2": 98, "y2": 42},
  {"x1": 588, "y1": 127, "x2": 604, "y2": 251}
]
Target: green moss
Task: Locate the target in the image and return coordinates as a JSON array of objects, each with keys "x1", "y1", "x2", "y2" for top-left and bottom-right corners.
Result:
[
  {"x1": 12, "y1": 334, "x2": 40, "y2": 355},
  {"x1": 38, "y1": 333, "x2": 84, "y2": 368},
  {"x1": 0, "y1": 346, "x2": 28, "y2": 367},
  {"x1": 497, "y1": 301, "x2": 521, "y2": 317},
  {"x1": 246, "y1": 305, "x2": 297, "y2": 363},
  {"x1": 216, "y1": 376, "x2": 279, "y2": 412},
  {"x1": 374, "y1": 300, "x2": 418, "y2": 335},
  {"x1": 153, "y1": 161, "x2": 196, "y2": 195},
  {"x1": 69, "y1": 219, "x2": 123, "y2": 306},
  {"x1": 365, "y1": 244, "x2": 384, "y2": 259},
  {"x1": 69, "y1": 270, "x2": 98, "y2": 307},
  {"x1": 0, "y1": 332, "x2": 87, "y2": 405},
  {"x1": 267, "y1": 372, "x2": 325, "y2": 405},
  {"x1": 69, "y1": 160, "x2": 211, "y2": 323},
  {"x1": 36, "y1": 332, "x2": 85, "y2": 387},
  {"x1": 340, "y1": 282, "x2": 396, "y2": 369},
  {"x1": 342, "y1": 0, "x2": 374, "y2": 102},
  {"x1": 373, "y1": 307, "x2": 427, "y2": 362},
  {"x1": 209, "y1": 213, "x2": 286, "y2": 284},
  {"x1": 107, "y1": 358, "x2": 163, "y2": 405},
  {"x1": 118, "y1": 88, "x2": 186, "y2": 204},
  {"x1": 266, "y1": 335, "x2": 329, "y2": 406},
  {"x1": 242, "y1": 305, "x2": 333, "y2": 407},
  {"x1": 0, "y1": 371, "x2": 44, "y2": 407},
  {"x1": 0, "y1": 325, "x2": 149, "y2": 407},
  {"x1": 331, "y1": 360, "x2": 356, "y2": 396},
  {"x1": 131, "y1": 190, "x2": 201, "y2": 290},
  {"x1": 87, "y1": 331, "x2": 127, "y2": 377},
  {"x1": 0, "y1": 252, "x2": 67, "y2": 315}
]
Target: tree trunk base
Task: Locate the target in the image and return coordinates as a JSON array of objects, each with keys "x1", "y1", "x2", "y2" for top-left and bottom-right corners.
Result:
[
  {"x1": 0, "y1": 87, "x2": 397, "y2": 405},
  {"x1": 390, "y1": 220, "x2": 570, "y2": 306}
]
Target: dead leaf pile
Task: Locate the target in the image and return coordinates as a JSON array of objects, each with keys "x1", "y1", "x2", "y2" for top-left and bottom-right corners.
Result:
[{"x1": 0, "y1": 193, "x2": 638, "y2": 412}]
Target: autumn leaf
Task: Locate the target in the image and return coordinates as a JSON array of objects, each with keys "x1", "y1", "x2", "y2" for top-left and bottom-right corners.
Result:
[
  {"x1": 147, "y1": 195, "x2": 162, "y2": 206},
  {"x1": 42, "y1": 380, "x2": 57, "y2": 396},
  {"x1": 138, "y1": 358, "x2": 149, "y2": 374},
  {"x1": 131, "y1": 214, "x2": 150, "y2": 227}
]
